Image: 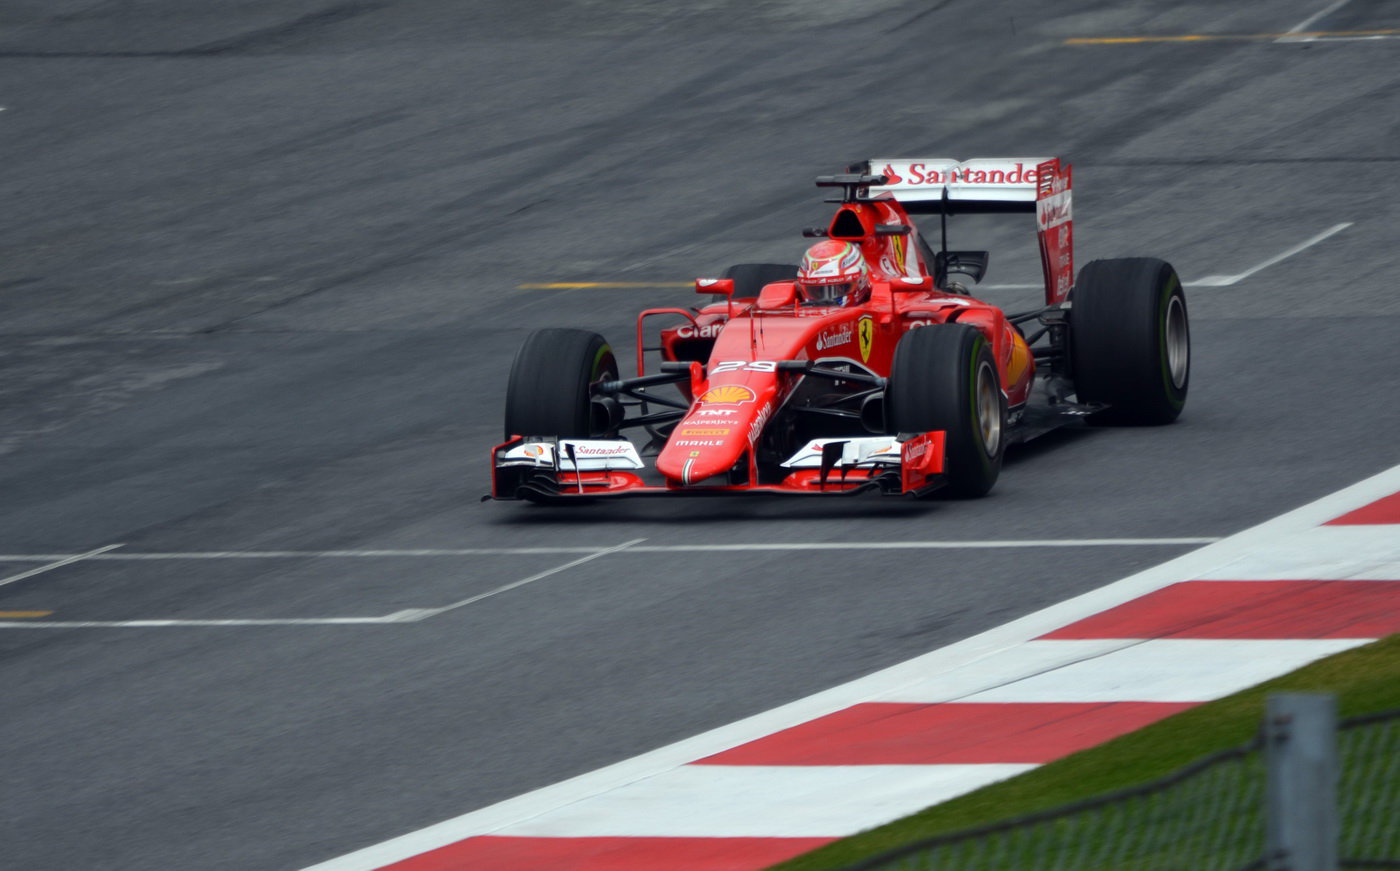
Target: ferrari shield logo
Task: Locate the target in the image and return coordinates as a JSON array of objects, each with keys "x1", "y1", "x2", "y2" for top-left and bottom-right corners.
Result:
[{"x1": 858, "y1": 316, "x2": 874, "y2": 363}]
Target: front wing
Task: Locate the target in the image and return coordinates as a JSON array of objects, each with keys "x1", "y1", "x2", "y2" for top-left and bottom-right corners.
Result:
[{"x1": 488, "y1": 433, "x2": 945, "y2": 502}]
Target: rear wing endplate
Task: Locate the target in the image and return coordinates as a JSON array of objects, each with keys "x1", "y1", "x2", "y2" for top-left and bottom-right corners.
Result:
[{"x1": 854, "y1": 158, "x2": 1074, "y2": 305}]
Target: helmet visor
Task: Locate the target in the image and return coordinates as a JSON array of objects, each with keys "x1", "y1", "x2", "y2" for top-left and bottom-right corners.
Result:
[{"x1": 798, "y1": 280, "x2": 853, "y2": 304}]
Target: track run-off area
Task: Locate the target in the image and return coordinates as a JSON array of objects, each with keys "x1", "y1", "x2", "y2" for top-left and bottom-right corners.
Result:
[{"x1": 2, "y1": 1, "x2": 1397, "y2": 869}]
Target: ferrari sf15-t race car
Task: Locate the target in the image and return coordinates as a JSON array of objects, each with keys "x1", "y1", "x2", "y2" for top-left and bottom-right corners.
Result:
[{"x1": 492, "y1": 157, "x2": 1189, "y2": 502}]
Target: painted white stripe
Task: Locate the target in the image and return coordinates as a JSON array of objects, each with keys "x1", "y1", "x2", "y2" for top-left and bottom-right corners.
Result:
[
  {"x1": 876, "y1": 639, "x2": 1133, "y2": 703},
  {"x1": 0, "y1": 538, "x2": 1217, "y2": 563},
  {"x1": 302, "y1": 463, "x2": 1400, "y2": 871},
  {"x1": 961, "y1": 638, "x2": 1368, "y2": 703},
  {"x1": 636, "y1": 539, "x2": 1216, "y2": 551},
  {"x1": 1287, "y1": 34, "x2": 1400, "y2": 41},
  {"x1": 987, "y1": 220, "x2": 1353, "y2": 291},
  {"x1": 397, "y1": 538, "x2": 646, "y2": 621},
  {"x1": 1282, "y1": 0, "x2": 1354, "y2": 35},
  {"x1": 0, "y1": 544, "x2": 123, "y2": 589},
  {"x1": 0, "y1": 615, "x2": 418, "y2": 628},
  {"x1": 1196, "y1": 524, "x2": 1400, "y2": 580},
  {"x1": 1191, "y1": 222, "x2": 1352, "y2": 286},
  {"x1": 0, "y1": 545, "x2": 648, "y2": 630},
  {"x1": 0, "y1": 548, "x2": 615, "y2": 561},
  {"x1": 495, "y1": 764, "x2": 1035, "y2": 838}
]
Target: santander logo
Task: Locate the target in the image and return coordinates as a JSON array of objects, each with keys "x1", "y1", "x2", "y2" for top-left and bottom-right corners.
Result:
[
  {"x1": 885, "y1": 162, "x2": 1040, "y2": 186},
  {"x1": 878, "y1": 163, "x2": 903, "y2": 185},
  {"x1": 816, "y1": 323, "x2": 854, "y2": 351}
]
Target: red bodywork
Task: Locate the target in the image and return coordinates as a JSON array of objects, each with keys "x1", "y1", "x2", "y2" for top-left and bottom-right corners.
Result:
[{"x1": 493, "y1": 159, "x2": 1072, "y2": 499}]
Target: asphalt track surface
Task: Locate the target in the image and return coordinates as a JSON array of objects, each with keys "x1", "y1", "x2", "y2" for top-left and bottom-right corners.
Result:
[{"x1": 2, "y1": 1, "x2": 1398, "y2": 868}]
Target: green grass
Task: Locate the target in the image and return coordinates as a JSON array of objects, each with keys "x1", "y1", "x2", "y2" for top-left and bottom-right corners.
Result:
[{"x1": 770, "y1": 634, "x2": 1400, "y2": 871}]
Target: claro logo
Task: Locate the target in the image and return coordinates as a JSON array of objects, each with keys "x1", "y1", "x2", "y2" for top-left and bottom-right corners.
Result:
[{"x1": 677, "y1": 322, "x2": 723, "y2": 340}]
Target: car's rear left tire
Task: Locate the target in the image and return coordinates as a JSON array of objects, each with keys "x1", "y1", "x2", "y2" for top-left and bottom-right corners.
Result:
[
  {"x1": 504, "y1": 328, "x2": 619, "y2": 440},
  {"x1": 1069, "y1": 257, "x2": 1189, "y2": 425},
  {"x1": 886, "y1": 324, "x2": 1006, "y2": 498}
]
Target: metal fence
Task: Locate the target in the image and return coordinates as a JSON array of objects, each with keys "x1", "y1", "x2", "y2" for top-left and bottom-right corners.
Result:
[
  {"x1": 840, "y1": 697, "x2": 1399, "y2": 871},
  {"x1": 1338, "y1": 710, "x2": 1400, "y2": 868}
]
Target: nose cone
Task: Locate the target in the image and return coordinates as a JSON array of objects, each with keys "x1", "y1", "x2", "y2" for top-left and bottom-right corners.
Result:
[{"x1": 656, "y1": 383, "x2": 771, "y2": 485}]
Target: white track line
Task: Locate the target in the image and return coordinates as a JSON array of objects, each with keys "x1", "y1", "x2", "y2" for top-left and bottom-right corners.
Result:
[
  {"x1": 0, "y1": 542, "x2": 649, "y2": 630},
  {"x1": 978, "y1": 218, "x2": 1349, "y2": 293},
  {"x1": 499, "y1": 764, "x2": 1038, "y2": 838},
  {"x1": 0, "y1": 615, "x2": 419, "y2": 629},
  {"x1": 995, "y1": 222, "x2": 1354, "y2": 291},
  {"x1": 1192, "y1": 222, "x2": 1353, "y2": 286},
  {"x1": 0, "y1": 544, "x2": 123, "y2": 589},
  {"x1": 962, "y1": 638, "x2": 1367, "y2": 702},
  {"x1": 1286, "y1": 33, "x2": 1400, "y2": 42},
  {"x1": 1278, "y1": 0, "x2": 1354, "y2": 41},
  {"x1": 394, "y1": 538, "x2": 648, "y2": 621},
  {"x1": 0, "y1": 538, "x2": 1216, "y2": 564},
  {"x1": 302, "y1": 462, "x2": 1400, "y2": 871},
  {"x1": 0, "y1": 548, "x2": 623, "y2": 561},
  {"x1": 635, "y1": 538, "x2": 1215, "y2": 551}
]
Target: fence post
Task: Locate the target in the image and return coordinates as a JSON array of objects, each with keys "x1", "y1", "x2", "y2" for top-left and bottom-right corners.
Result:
[{"x1": 1265, "y1": 692, "x2": 1339, "y2": 871}]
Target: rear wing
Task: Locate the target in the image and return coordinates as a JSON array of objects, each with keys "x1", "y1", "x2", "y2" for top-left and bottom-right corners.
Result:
[{"x1": 852, "y1": 158, "x2": 1074, "y2": 305}]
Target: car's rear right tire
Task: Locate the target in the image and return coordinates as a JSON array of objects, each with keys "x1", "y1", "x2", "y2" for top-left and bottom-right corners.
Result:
[
  {"x1": 503, "y1": 328, "x2": 619, "y2": 440},
  {"x1": 886, "y1": 324, "x2": 1005, "y2": 498},
  {"x1": 1069, "y1": 257, "x2": 1189, "y2": 425}
]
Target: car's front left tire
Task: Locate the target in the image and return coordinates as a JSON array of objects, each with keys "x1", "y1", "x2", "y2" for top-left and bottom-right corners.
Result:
[{"x1": 504, "y1": 328, "x2": 619, "y2": 440}]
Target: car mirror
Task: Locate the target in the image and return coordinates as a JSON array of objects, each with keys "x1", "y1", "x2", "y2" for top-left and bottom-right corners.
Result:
[
  {"x1": 757, "y1": 282, "x2": 797, "y2": 308},
  {"x1": 696, "y1": 278, "x2": 735, "y2": 296},
  {"x1": 892, "y1": 275, "x2": 934, "y2": 292}
]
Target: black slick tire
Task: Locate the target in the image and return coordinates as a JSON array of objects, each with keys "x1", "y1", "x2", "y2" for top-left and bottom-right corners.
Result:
[
  {"x1": 504, "y1": 328, "x2": 618, "y2": 440},
  {"x1": 886, "y1": 324, "x2": 1006, "y2": 498},
  {"x1": 1069, "y1": 258, "x2": 1189, "y2": 425}
]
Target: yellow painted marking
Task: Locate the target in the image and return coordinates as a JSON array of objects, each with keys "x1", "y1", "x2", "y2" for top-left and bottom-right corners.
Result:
[
  {"x1": 0, "y1": 611, "x2": 54, "y2": 618},
  {"x1": 1067, "y1": 29, "x2": 1400, "y2": 44},
  {"x1": 516, "y1": 281, "x2": 693, "y2": 290}
]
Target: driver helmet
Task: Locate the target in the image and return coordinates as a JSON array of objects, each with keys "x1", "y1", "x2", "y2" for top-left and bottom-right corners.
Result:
[{"x1": 796, "y1": 240, "x2": 871, "y2": 306}]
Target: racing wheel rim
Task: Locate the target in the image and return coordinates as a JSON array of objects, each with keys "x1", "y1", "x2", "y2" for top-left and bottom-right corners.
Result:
[
  {"x1": 1165, "y1": 294, "x2": 1189, "y2": 390},
  {"x1": 975, "y1": 360, "x2": 1002, "y2": 455}
]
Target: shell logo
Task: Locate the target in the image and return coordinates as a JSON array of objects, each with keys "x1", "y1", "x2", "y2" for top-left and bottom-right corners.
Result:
[
  {"x1": 697, "y1": 385, "x2": 756, "y2": 405},
  {"x1": 523, "y1": 444, "x2": 546, "y2": 458}
]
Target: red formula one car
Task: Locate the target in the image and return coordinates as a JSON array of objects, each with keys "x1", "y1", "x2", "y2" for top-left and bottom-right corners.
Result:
[{"x1": 492, "y1": 157, "x2": 1189, "y2": 502}]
